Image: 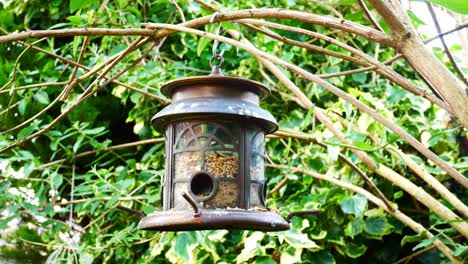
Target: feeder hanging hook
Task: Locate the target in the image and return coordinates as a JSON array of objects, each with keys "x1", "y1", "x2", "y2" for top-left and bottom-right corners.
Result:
[{"x1": 209, "y1": 12, "x2": 224, "y2": 75}]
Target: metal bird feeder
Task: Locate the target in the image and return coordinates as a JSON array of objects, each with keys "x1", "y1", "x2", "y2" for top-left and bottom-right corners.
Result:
[
  {"x1": 138, "y1": 28, "x2": 318, "y2": 231},
  {"x1": 137, "y1": 66, "x2": 291, "y2": 231}
]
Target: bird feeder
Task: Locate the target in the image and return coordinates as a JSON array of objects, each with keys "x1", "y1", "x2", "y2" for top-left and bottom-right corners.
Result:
[{"x1": 137, "y1": 55, "x2": 319, "y2": 231}]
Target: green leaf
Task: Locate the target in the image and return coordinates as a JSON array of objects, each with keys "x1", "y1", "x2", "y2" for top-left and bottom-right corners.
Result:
[
  {"x1": 413, "y1": 237, "x2": 437, "y2": 251},
  {"x1": 401, "y1": 231, "x2": 427, "y2": 246},
  {"x1": 17, "y1": 125, "x2": 34, "y2": 140},
  {"x1": 18, "y1": 98, "x2": 27, "y2": 115},
  {"x1": 171, "y1": 43, "x2": 188, "y2": 59},
  {"x1": 407, "y1": 10, "x2": 426, "y2": 28},
  {"x1": 345, "y1": 218, "x2": 364, "y2": 238},
  {"x1": 423, "y1": 0, "x2": 468, "y2": 14},
  {"x1": 73, "y1": 135, "x2": 85, "y2": 153},
  {"x1": 351, "y1": 72, "x2": 367, "y2": 84},
  {"x1": 453, "y1": 244, "x2": 468, "y2": 257},
  {"x1": 351, "y1": 141, "x2": 376, "y2": 151},
  {"x1": 345, "y1": 243, "x2": 367, "y2": 258},
  {"x1": 327, "y1": 145, "x2": 339, "y2": 163},
  {"x1": 308, "y1": 251, "x2": 336, "y2": 264},
  {"x1": 82, "y1": 126, "x2": 106, "y2": 135},
  {"x1": 50, "y1": 173, "x2": 63, "y2": 189},
  {"x1": 34, "y1": 91, "x2": 50, "y2": 105},
  {"x1": 364, "y1": 216, "x2": 392, "y2": 237},
  {"x1": 72, "y1": 36, "x2": 80, "y2": 57},
  {"x1": 173, "y1": 232, "x2": 196, "y2": 261},
  {"x1": 254, "y1": 256, "x2": 276, "y2": 264},
  {"x1": 0, "y1": 182, "x2": 10, "y2": 193},
  {"x1": 237, "y1": 232, "x2": 264, "y2": 263},
  {"x1": 340, "y1": 195, "x2": 368, "y2": 217},
  {"x1": 393, "y1": 191, "x2": 403, "y2": 199},
  {"x1": 70, "y1": 0, "x2": 93, "y2": 12},
  {"x1": 280, "y1": 247, "x2": 302, "y2": 264},
  {"x1": 197, "y1": 36, "x2": 212, "y2": 57},
  {"x1": 284, "y1": 230, "x2": 320, "y2": 249}
]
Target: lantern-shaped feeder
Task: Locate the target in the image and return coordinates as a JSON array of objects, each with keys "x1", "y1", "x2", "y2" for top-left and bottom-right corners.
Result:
[{"x1": 138, "y1": 66, "x2": 318, "y2": 231}]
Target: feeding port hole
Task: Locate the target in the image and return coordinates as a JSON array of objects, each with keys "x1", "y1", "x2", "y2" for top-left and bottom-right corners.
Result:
[{"x1": 189, "y1": 172, "x2": 217, "y2": 201}]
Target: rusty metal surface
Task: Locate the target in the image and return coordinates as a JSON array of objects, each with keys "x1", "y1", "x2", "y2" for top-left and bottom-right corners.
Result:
[
  {"x1": 160, "y1": 75, "x2": 270, "y2": 99},
  {"x1": 171, "y1": 84, "x2": 260, "y2": 104},
  {"x1": 151, "y1": 98, "x2": 278, "y2": 133},
  {"x1": 138, "y1": 209, "x2": 290, "y2": 231}
]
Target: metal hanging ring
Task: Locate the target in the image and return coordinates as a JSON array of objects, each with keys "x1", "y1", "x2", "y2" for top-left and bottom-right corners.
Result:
[{"x1": 210, "y1": 54, "x2": 224, "y2": 68}]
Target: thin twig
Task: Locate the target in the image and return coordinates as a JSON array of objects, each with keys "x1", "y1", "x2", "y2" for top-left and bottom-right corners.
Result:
[
  {"x1": 268, "y1": 176, "x2": 289, "y2": 197},
  {"x1": 426, "y1": 2, "x2": 468, "y2": 87},
  {"x1": 169, "y1": 0, "x2": 186, "y2": 22},
  {"x1": 0, "y1": 81, "x2": 68, "y2": 94},
  {"x1": 357, "y1": 0, "x2": 384, "y2": 31},
  {"x1": 424, "y1": 22, "x2": 468, "y2": 44},
  {"x1": 116, "y1": 205, "x2": 145, "y2": 218},
  {"x1": 38, "y1": 138, "x2": 164, "y2": 168},
  {"x1": 64, "y1": 36, "x2": 90, "y2": 100},
  {"x1": 0, "y1": 37, "x2": 146, "y2": 154},
  {"x1": 0, "y1": 38, "x2": 47, "y2": 91},
  {"x1": 317, "y1": 54, "x2": 402, "y2": 78},
  {"x1": 10, "y1": 38, "x2": 169, "y2": 104},
  {"x1": 53, "y1": 196, "x2": 145, "y2": 206}
]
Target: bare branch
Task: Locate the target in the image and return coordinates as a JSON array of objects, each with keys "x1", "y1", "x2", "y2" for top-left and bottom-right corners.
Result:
[
  {"x1": 240, "y1": 19, "x2": 451, "y2": 113},
  {"x1": 368, "y1": 0, "x2": 468, "y2": 128},
  {"x1": 357, "y1": 0, "x2": 384, "y2": 32},
  {"x1": 145, "y1": 9, "x2": 393, "y2": 45},
  {"x1": 0, "y1": 81, "x2": 67, "y2": 95},
  {"x1": 387, "y1": 146, "x2": 468, "y2": 218},
  {"x1": 0, "y1": 28, "x2": 154, "y2": 44},
  {"x1": 426, "y1": 2, "x2": 468, "y2": 86},
  {"x1": 424, "y1": 22, "x2": 468, "y2": 44}
]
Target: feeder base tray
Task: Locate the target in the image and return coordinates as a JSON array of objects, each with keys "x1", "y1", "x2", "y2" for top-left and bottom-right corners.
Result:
[{"x1": 138, "y1": 209, "x2": 290, "y2": 231}]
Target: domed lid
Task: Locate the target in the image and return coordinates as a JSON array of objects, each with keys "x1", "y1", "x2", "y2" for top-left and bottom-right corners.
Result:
[
  {"x1": 160, "y1": 75, "x2": 270, "y2": 99},
  {"x1": 152, "y1": 73, "x2": 278, "y2": 134}
]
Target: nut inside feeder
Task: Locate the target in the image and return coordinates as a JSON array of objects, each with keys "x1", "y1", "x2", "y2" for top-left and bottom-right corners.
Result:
[{"x1": 138, "y1": 47, "x2": 318, "y2": 231}]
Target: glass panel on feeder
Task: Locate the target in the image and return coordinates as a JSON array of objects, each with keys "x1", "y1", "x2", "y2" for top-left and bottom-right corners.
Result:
[
  {"x1": 250, "y1": 131, "x2": 266, "y2": 181},
  {"x1": 205, "y1": 150, "x2": 239, "y2": 178},
  {"x1": 205, "y1": 180, "x2": 239, "y2": 209},
  {"x1": 175, "y1": 122, "x2": 197, "y2": 150},
  {"x1": 173, "y1": 182, "x2": 189, "y2": 210},
  {"x1": 174, "y1": 151, "x2": 202, "y2": 179},
  {"x1": 251, "y1": 154, "x2": 265, "y2": 181},
  {"x1": 250, "y1": 182, "x2": 264, "y2": 208},
  {"x1": 212, "y1": 123, "x2": 238, "y2": 149},
  {"x1": 251, "y1": 130, "x2": 265, "y2": 152}
]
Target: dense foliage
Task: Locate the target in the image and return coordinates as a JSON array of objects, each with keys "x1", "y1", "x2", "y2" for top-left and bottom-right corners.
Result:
[{"x1": 0, "y1": 0, "x2": 466, "y2": 263}]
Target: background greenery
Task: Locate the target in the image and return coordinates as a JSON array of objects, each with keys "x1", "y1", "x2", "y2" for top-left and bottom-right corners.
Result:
[{"x1": 0, "y1": 0, "x2": 466, "y2": 263}]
